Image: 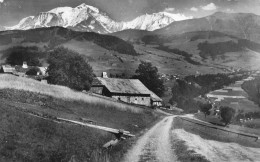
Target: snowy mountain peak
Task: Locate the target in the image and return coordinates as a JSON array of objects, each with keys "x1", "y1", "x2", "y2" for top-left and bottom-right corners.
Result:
[
  {"x1": 122, "y1": 12, "x2": 175, "y2": 31},
  {"x1": 5, "y1": 3, "x2": 176, "y2": 33}
]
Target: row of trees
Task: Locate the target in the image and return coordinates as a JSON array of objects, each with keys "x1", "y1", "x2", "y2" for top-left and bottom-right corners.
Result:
[{"x1": 4, "y1": 46, "x2": 45, "y2": 66}]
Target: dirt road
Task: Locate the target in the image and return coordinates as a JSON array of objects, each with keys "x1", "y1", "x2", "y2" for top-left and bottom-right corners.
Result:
[{"x1": 123, "y1": 116, "x2": 178, "y2": 162}]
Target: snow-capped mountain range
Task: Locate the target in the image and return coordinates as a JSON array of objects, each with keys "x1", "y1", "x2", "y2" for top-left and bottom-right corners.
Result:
[{"x1": 3, "y1": 3, "x2": 177, "y2": 34}]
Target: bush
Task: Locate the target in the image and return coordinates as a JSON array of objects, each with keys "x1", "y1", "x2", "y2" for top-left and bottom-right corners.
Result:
[
  {"x1": 220, "y1": 106, "x2": 236, "y2": 126},
  {"x1": 26, "y1": 67, "x2": 40, "y2": 76},
  {"x1": 47, "y1": 47, "x2": 94, "y2": 91},
  {"x1": 198, "y1": 102, "x2": 212, "y2": 118}
]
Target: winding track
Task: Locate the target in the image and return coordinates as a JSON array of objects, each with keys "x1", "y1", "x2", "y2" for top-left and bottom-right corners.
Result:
[{"x1": 123, "y1": 116, "x2": 178, "y2": 162}]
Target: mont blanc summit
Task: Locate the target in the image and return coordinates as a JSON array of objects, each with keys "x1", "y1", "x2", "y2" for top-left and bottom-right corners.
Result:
[{"x1": 4, "y1": 3, "x2": 176, "y2": 33}]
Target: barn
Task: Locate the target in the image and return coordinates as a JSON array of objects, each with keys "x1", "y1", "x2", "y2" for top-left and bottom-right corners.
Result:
[{"x1": 90, "y1": 77, "x2": 162, "y2": 107}]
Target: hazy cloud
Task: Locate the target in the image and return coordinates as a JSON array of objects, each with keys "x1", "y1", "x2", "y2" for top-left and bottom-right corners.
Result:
[
  {"x1": 0, "y1": 0, "x2": 4, "y2": 3},
  {"x1": 163, "y1": 7, "x2": 193, "y2": 21},
  {"x1": 164, "y1": 7, "x2": 175, "y2": 12},
  {"x1": 190, "y1": 7, "x2": 198, "y2": 12},
  {"x1": 163, "y1": 12, "x2": 193, "y2": 21},
  {"x1": 226, "y1": 8, "x2": 235, "y2": 13},
  {"x1": 201, "y1": 3, "x2": 217, "y2": 11}
]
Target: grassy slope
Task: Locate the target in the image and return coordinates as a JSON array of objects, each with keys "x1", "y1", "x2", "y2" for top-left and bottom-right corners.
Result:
[
  {"x1": 62, "y1": 40, "x2": 139, "y2": 76},
  {"x1": 0, "y1": 105, "x2": 111, "y2": 162},
  {"x1": 121, "y1": 31, "x2": 260, "y2": 77},
  {"x1": 0, "y1": 28, "x2": 234, "y2": 78},
  {"x1": 0, "y1": 74, "x2": 143, "y2": 113},
  {"x1": 0, "y1": 74, "x2": 162, "y2": 162},
  {"x1": 0, "y1": 27, "x2": 138, "y2": 76},
  {"x1": 154, "y1": 32, "x2": 260, "y2": 71}
]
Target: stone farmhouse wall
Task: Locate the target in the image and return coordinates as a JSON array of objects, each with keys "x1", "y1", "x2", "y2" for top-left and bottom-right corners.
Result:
[{"x1": 112, "y1": 95, "x2": 151, "y2": 107}]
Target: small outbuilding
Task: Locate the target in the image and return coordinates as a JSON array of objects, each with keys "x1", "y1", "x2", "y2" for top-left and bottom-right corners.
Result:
[
  {"x1": 0, "y1": 65, "x2": 15, "y2": 74},
  {"x1": 90, "y1": 77, "x2": 162, "y2": 107},
  {"x1": 0, "y1": 62, "x2": 48, "y2": 80}
]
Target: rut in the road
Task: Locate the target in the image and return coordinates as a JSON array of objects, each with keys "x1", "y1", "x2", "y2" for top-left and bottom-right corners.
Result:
[{"x1": 123, "y1": 116, "x2": 177, "y2": 162}]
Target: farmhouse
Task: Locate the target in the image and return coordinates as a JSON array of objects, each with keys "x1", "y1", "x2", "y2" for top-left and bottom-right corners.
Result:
[
  {"x1": 90, "y1": 77, "x2": 162, "y2": 107},
  {"x1": 0, "y1": 62, "x2": 47, "y2": 79}
]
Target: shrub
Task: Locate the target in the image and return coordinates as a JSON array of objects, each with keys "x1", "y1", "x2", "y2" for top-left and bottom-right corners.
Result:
[
  {"x1": 47, "y1": 47, "x2": 94, "y2": 91},
  {"x1": 26, "y1": 67, "x2": 40, "y2": 76},
  {"x1": 198, "y1": 102, "x2": 212, "y2": 118},
  {"x1": 220, "y1": 106, "x2": 236, "y2": 126},
  {"x1": 133, "y1": 61, "x2": 165, "y2": 97}
]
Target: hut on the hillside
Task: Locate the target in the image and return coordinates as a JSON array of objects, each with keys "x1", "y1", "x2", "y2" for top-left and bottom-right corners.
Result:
[
  {"x1": 0, "y1": 62, "x2": 48, "y2": 80},
  {"x1": 0, "y1": 65, "x2": 15, "y2": 74},
  {"x1": 90, "y1": 77, "x2": 162, "y2": 107}
]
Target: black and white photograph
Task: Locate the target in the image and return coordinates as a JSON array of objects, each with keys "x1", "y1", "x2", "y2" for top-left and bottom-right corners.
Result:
[{"x1": 0, "y1": 0, "x2": 260, "y2": 161}]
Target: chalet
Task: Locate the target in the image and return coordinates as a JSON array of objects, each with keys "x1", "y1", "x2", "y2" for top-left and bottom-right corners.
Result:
[{"x1": 90, "y1": 76, "x2": 162, "y2": 107}]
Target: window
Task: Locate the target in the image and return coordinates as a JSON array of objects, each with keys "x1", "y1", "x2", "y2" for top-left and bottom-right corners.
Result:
[{"x1": 142, "y1": 98, "x2": 144, "y2": 101}]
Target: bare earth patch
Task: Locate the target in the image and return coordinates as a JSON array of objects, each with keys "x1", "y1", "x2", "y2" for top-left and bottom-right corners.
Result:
[
  {"x1": 172, "y1": 129, "x2": 260, "y2": 162},
  {"x1": 123, "y1": 116, "x2": 177, "y2": 162}
]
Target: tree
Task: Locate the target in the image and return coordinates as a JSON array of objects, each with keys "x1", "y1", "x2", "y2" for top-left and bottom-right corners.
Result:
[
  {"x1": 198, "y1": 102, "x2": 212, "y2": 118},
  {"x1": 220, "y1": 106, "x2": 236, "y2": 126},
  {"x1": 26, "y1": 67, "x2": 40, "y2": 76},
  {"x1": 47, "y1": 47, "x2": 94, "y2": 91},
  {"x1": 133, "y1": 61, "x2": 165, "y2": 97},
  {"x1": 5, "y1": 46, "x2": 43, "y2": 66}
]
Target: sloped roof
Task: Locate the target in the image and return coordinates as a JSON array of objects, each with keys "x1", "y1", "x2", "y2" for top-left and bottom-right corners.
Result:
[{"x1": 95, "y1": 77, "x2": 162, "y2": 101}]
